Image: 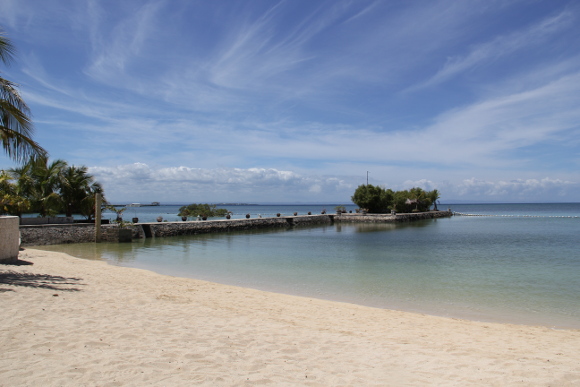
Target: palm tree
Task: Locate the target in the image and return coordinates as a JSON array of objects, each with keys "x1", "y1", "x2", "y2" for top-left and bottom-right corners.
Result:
[
  {"x1": 428, "y1": 189, "x2": 441, "y2": 211},
  {"x1": 21, "y1": 156, "x2": 67, "y2": 217},
  {"x1": 78, "y1": 182, "x2": 104, "y2": 220},
  {"x1": 59, "y1": 165, "x2": 103, "y2": 218},
  {"x1": 1, "y1": 29, "x2": 46, "y2": 162},
  {"x1": 409, "y1": 187, "x2": 427, "y2": 212},
  {"x1": 1, "y1": 168, "x2": 31, "y2": 216},
  {"x1": 5, "y1": 158, "x2": 105, "y2": 218},
  {"x1": 0, "y1": 169, "x2": 15, "y2": 212}
]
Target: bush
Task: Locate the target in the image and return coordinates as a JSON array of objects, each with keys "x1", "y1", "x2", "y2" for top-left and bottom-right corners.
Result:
[
  {"x1": 351, "y1": 185, "x2": 439, "y2": 213},
  {"x1": 178, "y1": 203, "x2": 229, "y2": 219},
  {"x1": 351, "y1": 184, "x2": 393, "y2": 213}
]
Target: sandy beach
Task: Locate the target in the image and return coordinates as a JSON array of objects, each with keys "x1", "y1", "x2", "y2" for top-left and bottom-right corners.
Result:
[{"x1": 1, "y1": 249, "x2": 579, "y2": 386}]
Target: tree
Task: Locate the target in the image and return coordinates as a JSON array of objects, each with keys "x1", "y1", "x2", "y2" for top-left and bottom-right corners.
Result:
[
  {"x1": 28, "y1": 157, "x2": 67, "y2": 217},
  {"x1": 178, "y1": 203, "x2": 229, "y2": 218},
  {"x1": 0, "y1": 169, "x2": 31, "y2": 216},
  {"x1": 0, "y1": 29, "x2": 46, "y2": 162},
  {"x1": 392, "y1": 188, "x2": 432, "y2": 213},
  {"x1": 59, "y1": 165, "x2": 103, "y2": 217},
  {"x1": 5, "y1": 162, "x2": 36, "y2": 217},
  {"x1": 0, "y1": 169, "x2": 17, "y2": 213},
  {"x1": 351, "y1": 185, "x2": 441, "y2": 213},
  {"x1": 408, "y1": 187, "x2": 430, "y2": 212},
  {"x1": 428, "y1": 189, "x2": 440, "y2": 211},
  {"x1": 391, "y1": 190, "x2": 411, "y2": 213},
  {"x1": 351, "y1": 184, "x2": 393, "y2": 213},
  {"x1": 3, "y1": 156, "x2": 105, "y2": 219}
]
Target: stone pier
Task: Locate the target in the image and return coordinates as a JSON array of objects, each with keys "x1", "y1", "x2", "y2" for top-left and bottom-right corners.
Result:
[{"x1": 19, "y1": 211, "x2": 453, "y2": 246}]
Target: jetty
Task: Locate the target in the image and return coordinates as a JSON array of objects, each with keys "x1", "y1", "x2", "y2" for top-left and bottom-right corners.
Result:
[{"x1": 19, "y1": 211, "x2": 453, "y2": 246}]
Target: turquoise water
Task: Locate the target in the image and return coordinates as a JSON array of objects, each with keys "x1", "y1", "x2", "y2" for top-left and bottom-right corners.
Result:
[{"x1": 36, "y1": 203, "x2": 580, "y2": 328}]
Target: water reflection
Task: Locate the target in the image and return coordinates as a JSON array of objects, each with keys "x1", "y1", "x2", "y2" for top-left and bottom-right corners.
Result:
[
  {"x1": 32, "y1": 221, "x2": 436, "y2": 264},
  {"x1": 31, "y1": 216, "x2": 580, "y2": 328}
]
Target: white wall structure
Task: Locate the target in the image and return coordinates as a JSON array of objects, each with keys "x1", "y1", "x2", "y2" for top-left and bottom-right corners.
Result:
[{"x1": 0, "y1": 216, "x2": 20, "y2": 262}]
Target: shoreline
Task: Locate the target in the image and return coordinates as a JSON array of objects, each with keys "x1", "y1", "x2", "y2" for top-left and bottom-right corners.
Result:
[
  {"x1": 1, "y1": 249, "x2": 579, "y2": 385},
  {"x1": 109, "y1": 258, "x2": 580, "y2": 331},
  {"x1": 33, "y1": 241, "x2": 579, "y2": 331}
]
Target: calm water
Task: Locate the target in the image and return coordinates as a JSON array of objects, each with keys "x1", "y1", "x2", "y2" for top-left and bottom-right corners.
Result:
[
  {"x1": 102, "y1": 204, "x2": 354, "y2": 223},
  {"x1": 36, "y1": 203, "x2": 580, "y2": 329}
]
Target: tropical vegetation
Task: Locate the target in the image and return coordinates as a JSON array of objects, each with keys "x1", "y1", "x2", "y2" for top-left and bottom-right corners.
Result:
[
  {"x1": 351, "y1": 184, "x2": 441, "y2": 213},
  {"x1": 178, "y1": 203, "x2": 229, "y2": 219},
  {"x1": 1, "y1": 29, "x2": 46, "y2": 162},
  {"x1": 0, "y1": 156, "x2": 104, "y2": 219}
]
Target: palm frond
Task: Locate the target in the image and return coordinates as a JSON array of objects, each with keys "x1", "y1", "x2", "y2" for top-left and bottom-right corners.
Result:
[{"x1": 0, "y1": 30, "x2": 16, "y2": 65}]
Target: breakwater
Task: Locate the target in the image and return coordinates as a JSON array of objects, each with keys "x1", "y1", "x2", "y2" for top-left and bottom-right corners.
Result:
[
  {"x1": 20, "y1": 223, "x2": 96, "y2": 246},
  {"x1": 20, "y1": 214, "x2": 333, "y2": 246},
  {"x1": 135, "y1": 214, "x2": 333, "y2": 239},
  {"x1": 336, "y1": 211, "x2": 452, "y2": 223},
  {"x1": 20, "y1": 211, "x2": 452, "y2": 246}
]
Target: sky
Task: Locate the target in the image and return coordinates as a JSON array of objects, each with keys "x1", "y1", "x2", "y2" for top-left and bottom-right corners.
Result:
[{"x1": 1, "y1": 0, "x2": 579, "y2": 204}]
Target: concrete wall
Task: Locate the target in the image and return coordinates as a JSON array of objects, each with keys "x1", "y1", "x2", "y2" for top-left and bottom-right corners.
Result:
[
  {"x1": 20, "y1": 223, "x2": 97, "y2": 246},
  {"x1": 20, "y1": 223, "x2": 141, "y2": 245},
  {"x1": 19, "y1": 212, "x2": 452, "y2": 246},
  {"x1": 135, "y1": 215, "x2": 333, "y2": 238},
  {"x1": 19, "y1": 215, "x2": 334, "y2": 246},
  {"x1": 335, "y1": 210, "x2": 453, "y2": 223},
  {"x1": 19, "y1": 217, "x2": 74, "y2": 225},
  {"x1": 0, "y1": 216, "x2": 20, "y2": 262}
]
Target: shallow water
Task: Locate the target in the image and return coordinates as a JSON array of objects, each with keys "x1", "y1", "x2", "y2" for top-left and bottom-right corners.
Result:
[{"x1": 35, "y1": 203, "x2": 580, "y2": 328}]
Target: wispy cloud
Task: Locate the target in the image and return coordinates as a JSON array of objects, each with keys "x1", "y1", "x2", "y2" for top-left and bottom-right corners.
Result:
[
  {"x1": 84, "y1": 0, "x2": 166, "y2": 85},
  {"x1": 2, "y1": 1, "x2": 579, "y2": 203},
  {"x1": 425, "y1": 71, "x2": 580, "y2": 158},
  {"x1": 19, "y1": 61, "x2": 580, "y2": 174},
  {"x1": 410, "y1": 9, "x2": 575, "y2": 91}
]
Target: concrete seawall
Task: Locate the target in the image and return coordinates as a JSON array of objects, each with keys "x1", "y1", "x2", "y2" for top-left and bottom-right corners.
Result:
[
  {"x1": 20, "y1": 223, "x2": 97, "y2": 246},
  {"x1": 20, "y1": 215, "x2": 334, "y2": 246},
  {"x1": 135, "y1": 215, "x2": 333, "y2": 239},
  {"x1": 336, "y1": 211, "x2": 452, "y2": 223},
  {"x1": 19, "y1": 211, "x2": 452, "y2": 246},
  {"x1": 19, "y1": 217, "x2": 74, "y2": 225}
]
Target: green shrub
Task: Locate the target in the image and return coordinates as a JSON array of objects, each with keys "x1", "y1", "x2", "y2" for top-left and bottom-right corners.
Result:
[
  {"x1": 178, "y1": 203, "x2": 229, "y2": 219},
  {"x1": 351, "y1": 185, "x2": 439, "y2": 213}
]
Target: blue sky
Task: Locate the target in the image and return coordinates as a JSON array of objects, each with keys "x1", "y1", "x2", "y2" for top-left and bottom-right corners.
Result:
[{"x1": 1, "y1": 0, "x2": 579, "y2": 203}]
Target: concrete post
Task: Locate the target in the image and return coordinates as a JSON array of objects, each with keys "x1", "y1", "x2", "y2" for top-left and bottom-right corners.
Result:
[
  {"x1": 95, "y1": 193, "x2": 102, "y2": 242},
  {"x1": 0, "y1": 216, "x2": 20, "y2": 262}
]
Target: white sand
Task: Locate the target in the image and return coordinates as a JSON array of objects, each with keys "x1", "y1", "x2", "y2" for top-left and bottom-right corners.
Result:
[{"x1": 1, "y1": 249, "x2": 579, "y2": 386}]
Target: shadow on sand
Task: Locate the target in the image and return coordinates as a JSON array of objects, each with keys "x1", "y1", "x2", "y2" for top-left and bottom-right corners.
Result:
[{"x1": 0, "y1": 268, "x2": 85, "y2": 292}]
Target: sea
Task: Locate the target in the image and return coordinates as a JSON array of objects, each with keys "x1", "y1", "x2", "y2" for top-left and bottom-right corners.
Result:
[{"x1": 34, "y1": 203, "x2": 580, "y2": 329}]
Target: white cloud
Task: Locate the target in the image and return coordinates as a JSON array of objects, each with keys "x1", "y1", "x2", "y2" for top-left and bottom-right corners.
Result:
[
  {"x1": 89, "y1": 163, "x2": 356, "y2": 203},
  {"x1": 84, "y1": 163, "x2": 579, "y2": 204},
  {"x1": 451, "y1": 177, "x2": 577, "y2": 201},
  {"x1": 401, "y1": 179, "x2": 438, "y2": 191}
]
